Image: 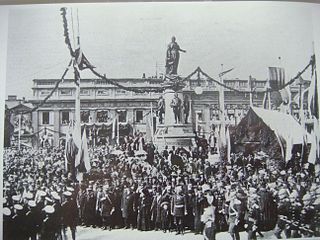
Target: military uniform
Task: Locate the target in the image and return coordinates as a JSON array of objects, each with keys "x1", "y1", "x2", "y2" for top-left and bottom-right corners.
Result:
[{"x1": 171, "y1": 189, "x2": 186, "y2": 234}]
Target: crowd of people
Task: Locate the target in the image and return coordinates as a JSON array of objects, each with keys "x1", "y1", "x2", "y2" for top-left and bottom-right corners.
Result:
[{"x1": 3, "y1": 134, "x2": 320, "y2": 240}]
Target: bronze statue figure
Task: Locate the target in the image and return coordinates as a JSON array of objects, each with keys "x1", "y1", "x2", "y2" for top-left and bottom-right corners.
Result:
[
  {"x1": 170, "y1": 93, "x2": 182, "y2": 124},
  {"x1": 165, "y1": 36, "x2": 186, "y2": 75},
  {"x1": 157, "y1": 95, "x2": 165, "y2": 124}
]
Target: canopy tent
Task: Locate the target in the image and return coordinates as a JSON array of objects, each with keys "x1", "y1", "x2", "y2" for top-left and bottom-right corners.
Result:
[{"x1": 232, "y1": 107, "x2": 310, "y2": 161}]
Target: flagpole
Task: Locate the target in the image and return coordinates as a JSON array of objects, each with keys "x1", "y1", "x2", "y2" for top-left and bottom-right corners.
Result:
[
  {"x1": 117, "y1": 112, "x2": 120, "y2": 146},
  {"x1": 18, "y1": 113, "x2": 21, "y2": 151},
  {"x1": 219, "y1": 64, "x2": 226, "y2": 146},
  {"x1": 150, "y1": 100, "x2": 154, "y2": 141},
  {"x1": 249, "y1": 75, "x2": 253, "y2": 107}
]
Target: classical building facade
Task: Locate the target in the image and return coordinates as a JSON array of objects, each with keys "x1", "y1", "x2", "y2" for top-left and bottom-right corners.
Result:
[{"x1": 28, "y1": 75, "x2": 307, "y2": 147}]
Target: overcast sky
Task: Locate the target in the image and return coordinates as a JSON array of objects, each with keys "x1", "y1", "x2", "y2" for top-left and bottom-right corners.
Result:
[{"x1": 4, "y1": 1, "x2": 318, "y2": 99}]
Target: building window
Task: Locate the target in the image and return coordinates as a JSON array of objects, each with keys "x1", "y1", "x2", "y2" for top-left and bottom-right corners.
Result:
[
  {"x1": 135, "y1": 110, "x2": 143, "y2": 123},
  {"x1": 81, "y1": 111, "x2": 90, "y2": 123},
  {"x1": 116, "y1": 89, "x2": 127, "y2": 95},
  {"x1": 42, "y1": 112, "x2": 50, "y2": 125},
  {"x1": 61, "y1": 111, "x2": 69, "y2": 125},
  {"x1": 96, "y1": 89, "x2": 109, "y2": 96},
  {"x1": 118, "y1": 111, "x2": 127, "y2": 123},
  {"x1": 80, "y1": 89, "x2": 90, "y2": 96},
  {"x1": 97, "y1": 111, "x2": 110, "y2": 123},
  {"x1": 60, "y1": 89, "x2": 72, "y2": 96},
  {"x1": 40, "y1": 90, "x2": 51, "y2": 96}
]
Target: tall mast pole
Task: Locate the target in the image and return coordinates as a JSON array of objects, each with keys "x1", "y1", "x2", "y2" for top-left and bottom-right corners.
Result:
[{"x1": 219, "y1": 64, "x2": 226, "y2": 146}]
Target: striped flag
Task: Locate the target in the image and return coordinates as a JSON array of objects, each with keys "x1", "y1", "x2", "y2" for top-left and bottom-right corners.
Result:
[
  {"x1": 268, "y1": 67, "x2": 289, "y2": 108},
  {"x1": 269, "y1": 67, "x2": 286, "y2": 89}
]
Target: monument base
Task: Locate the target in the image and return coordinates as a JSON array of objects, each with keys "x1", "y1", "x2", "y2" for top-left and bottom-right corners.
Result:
[{"x1": 153, "y1": 123, "x2": 195, "y2": 151}]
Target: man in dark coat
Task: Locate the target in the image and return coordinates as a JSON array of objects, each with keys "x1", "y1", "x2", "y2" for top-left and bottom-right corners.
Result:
[
  {"x1": 12, "y1": 204, "x2": 29, "y2": 240},
  {"x1": 62, "y1": 191, "x2": 78, "y2": 240},
  {"x1": 65, "y1": 134, "x2": 79, "y2": 181},
  {"x1": 121, "y1": 184, "x2": 135, "y2": 229},
  {"x1": 99, "y1": 186, "x2": 115, "y2": 230}
]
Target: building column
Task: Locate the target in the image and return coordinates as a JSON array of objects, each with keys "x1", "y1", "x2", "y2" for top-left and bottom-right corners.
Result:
[{"x1": 53, "y1": 110, "x2": 60, "y2": 147}]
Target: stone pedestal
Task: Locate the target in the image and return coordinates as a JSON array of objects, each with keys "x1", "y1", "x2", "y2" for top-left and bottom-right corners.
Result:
[{"x1": 154, "y1": 88, "x2": 195, "y2": 150}]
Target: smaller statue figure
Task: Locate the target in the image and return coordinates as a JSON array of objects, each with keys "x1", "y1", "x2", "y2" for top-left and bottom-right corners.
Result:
[
  {"x1": 170, "y1": 93, "x2": 182, "y2": 124},
  {"x1": 157, "y1": 95, "x2": 165, "y2": 124},
  {"x1": 183, "y1": 95, "x2": 190, "y2": 124}
]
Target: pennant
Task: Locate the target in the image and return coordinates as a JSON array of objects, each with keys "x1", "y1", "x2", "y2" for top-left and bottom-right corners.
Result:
[{"x1": 218, "y1": 68, "x2": 234, "y2": 78}]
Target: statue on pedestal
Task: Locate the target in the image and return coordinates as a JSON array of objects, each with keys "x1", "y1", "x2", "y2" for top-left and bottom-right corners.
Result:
[
  {"x1": 170, "y1": 93, "x2": 182, "y2": 124},
  {"x1": 183, "y1": 95, "x2": 190, "y2": 124},
  {"x1": 165, "y1": 36, "x2": 186, "y2": 75},
  {"x1": 157, "y1": 95, "x2": 165, "y2": 124}
]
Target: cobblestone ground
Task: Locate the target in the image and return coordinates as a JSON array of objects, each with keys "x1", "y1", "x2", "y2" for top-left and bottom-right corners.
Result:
[{"x1": 63, "y1": 227, "x2": 284, "y2": 240}]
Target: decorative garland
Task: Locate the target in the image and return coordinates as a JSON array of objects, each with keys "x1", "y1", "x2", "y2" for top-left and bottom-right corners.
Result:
[
  {"x1": 21, "y1": 59, "x2": 73, "y2": 114},
  {"x1": 60, "y1": 8, "x2": 74, "y2": 57},
  {"x1": 17, "y1": 8, "x2": 316, "y2": 117}
]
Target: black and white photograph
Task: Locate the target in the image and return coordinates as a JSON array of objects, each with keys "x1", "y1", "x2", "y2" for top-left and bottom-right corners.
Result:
[{"x1": 1, "y1": 1, "x2": 320, "y2": 240}]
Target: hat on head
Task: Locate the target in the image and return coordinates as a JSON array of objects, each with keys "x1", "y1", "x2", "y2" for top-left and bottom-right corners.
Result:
[
  {"x1": 38, "y1": 190, "x2": 47, "y2": 198},
  {"x1": 14, "y1": 204, "x2": 23, "y2": 211},
  {"x1": 28, "y1": 200, "x2": 36, "y2": 208},
  {"x1": 51, "y1": 192, "x2": 61, "y2": 201},
  {"x1": 3, "y1": 207, "x2": 11, "y2": 216},
  {"x1": 25, "y1": 192, "x2": 34, "y2": 200},
  {"x1": 43, "y1": 205, "x2": 55, "y2": 214},
  {"x1": 12, "y1": 195, "x2": 21, "y2": 202},
  {"x1": 66, "y1": 187, "x2": 74, "y2": 192},
  {"x1": 202, "y1": 184, "x2": 210, "y2": 193},
  {"x1": 63, "y1": 191, "x2": 72, "y2": 197}
]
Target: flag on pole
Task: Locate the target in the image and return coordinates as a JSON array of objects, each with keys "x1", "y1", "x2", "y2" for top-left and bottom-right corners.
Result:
[
  {"x1": 112, "y1": 117, "x2": 117, "y2": 140},
  {"x1": 74, "y1": 80, "x2": 82, "y2": 168},
  {"x1": 268, "y1": 67, "x2": 289, "y2": 108},
  {"x1": 145, "y1": 117, "x2": 152, "y2": 143},
  {"x1": 308, "y1": 62, "x2": 319, "y2": 120},
  {"x1": 226, "y1": 127, "x2": 231, "y2": 163},
  {"x1": 78, "y1": 128, "x2": 91, "y2": 173}
]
